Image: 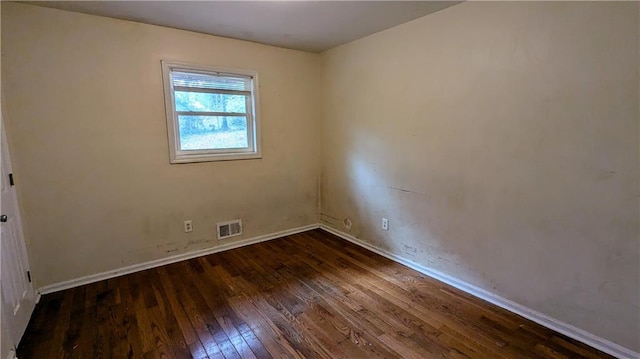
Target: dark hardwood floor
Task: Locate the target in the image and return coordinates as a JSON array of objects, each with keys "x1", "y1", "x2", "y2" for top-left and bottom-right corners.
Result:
[{"x1": 18, "y1": 229, "x2": 614, "y2": 358}]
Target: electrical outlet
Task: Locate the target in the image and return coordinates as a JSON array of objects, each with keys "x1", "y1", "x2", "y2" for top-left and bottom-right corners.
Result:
[
  {"x1": 382, "y1": 218, "x2": 389, "y2": 231},
  {"x1": 184, "y1": 220, "x2": 193, "y2": 233}
]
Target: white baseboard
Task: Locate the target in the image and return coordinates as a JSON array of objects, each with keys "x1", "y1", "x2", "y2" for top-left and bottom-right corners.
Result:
[
  {"x1": 38, "y1": 224, "x2": 319, "y2": 295},
  {"x1": 319, "y1": 224, "x2": 639, "y2": 359}
]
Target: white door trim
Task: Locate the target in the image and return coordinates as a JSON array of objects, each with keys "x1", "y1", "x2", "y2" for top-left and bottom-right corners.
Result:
[{"x1": 0, "y1": 99, "x2": 36, "y2": 352}]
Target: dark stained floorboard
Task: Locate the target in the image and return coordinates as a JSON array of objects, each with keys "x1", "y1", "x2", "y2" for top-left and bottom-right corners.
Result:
[{"x1": 18, "y1": 229, "x2": 615, "y2": 359}]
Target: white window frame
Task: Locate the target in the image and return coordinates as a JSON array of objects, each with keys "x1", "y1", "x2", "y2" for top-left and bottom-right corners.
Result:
[{"x1": 161, "y1": 61, "x2": 261, "y2": 163}]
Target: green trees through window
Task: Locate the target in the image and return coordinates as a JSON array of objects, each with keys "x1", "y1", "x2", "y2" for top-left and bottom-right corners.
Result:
[
  {"x1": 174, "y1": 89, "x2": 249, "y2": 150},
  {"x1": 174, "y1": 92, "x2": 246, "y2": 133}
]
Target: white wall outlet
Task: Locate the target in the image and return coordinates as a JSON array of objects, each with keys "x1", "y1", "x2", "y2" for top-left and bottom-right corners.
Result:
[
  {"x1": 184, "y1": 220, "x2": 193, "y2": 233},
  {"x1": 382, "y1": 218, "x2": 389, "y2": 231}
]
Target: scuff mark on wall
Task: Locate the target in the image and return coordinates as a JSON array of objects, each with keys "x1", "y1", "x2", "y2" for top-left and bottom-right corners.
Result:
[
  {"x1": 402, "y1": 244, "x2": 417, "y2": 259},
  {"x1": 389, "y1": 186, "x2": 431, "y2": 198},
  {"x1": 187, "y1": 238, "x2": 214, "y2": 246},
  {"x1": 343, "y1": 217, "x2": 352, "y2": 230}
]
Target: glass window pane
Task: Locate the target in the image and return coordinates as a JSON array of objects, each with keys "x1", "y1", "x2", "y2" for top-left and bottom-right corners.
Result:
[
  {"x1": 174, "y1": 92, "x2": 247, "y2": 113},
  {"x1": 178, "y1": 116, "x2": 248, "y2": 150}
]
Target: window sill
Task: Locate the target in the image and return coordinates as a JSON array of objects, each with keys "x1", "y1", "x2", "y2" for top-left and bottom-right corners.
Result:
[{"x1": 170, "y1": 152, "x2": 262, "y2": 164}]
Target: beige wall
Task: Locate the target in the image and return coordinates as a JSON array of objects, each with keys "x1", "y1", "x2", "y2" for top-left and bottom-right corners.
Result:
[
  {"x1": 321, "y1": 1, "x2": 639, "y2": 352},
  {"x1": 1, "y1": 3, "x2": 321, "y2": 287},
  {"x1": 3, "y1": 0, "x2": 639, "y2": 353}
]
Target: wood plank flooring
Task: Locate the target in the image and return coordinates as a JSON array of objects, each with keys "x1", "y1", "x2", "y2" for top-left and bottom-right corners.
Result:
[{"x1": 18, "y1": 229, "x2": 614, "y2": 358}]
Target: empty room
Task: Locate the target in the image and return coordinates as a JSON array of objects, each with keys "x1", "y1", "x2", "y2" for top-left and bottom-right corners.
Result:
[{"x1": 1, "y1": 1, "x2": 638, "y2": 358}]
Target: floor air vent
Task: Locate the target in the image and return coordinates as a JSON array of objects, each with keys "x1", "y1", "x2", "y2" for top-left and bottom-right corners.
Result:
[{"x1": 217, "y1": 219, "x2": 242, "y2": 240}]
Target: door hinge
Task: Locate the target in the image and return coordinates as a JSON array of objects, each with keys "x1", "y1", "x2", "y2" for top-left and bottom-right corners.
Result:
[
  {"x1": 9, "y1": 173, "x2": 14, "y2": 186},
  {"x1": 27, "y1": 271, "x2": 32, "y2": 283}
]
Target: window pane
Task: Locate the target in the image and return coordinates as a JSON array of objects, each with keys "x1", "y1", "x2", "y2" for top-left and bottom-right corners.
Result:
[
  {"x1": 178, "y1": 116, "x2": 248, "y2": 150},
  {"x1": 174, "y1": 91, "x2": 247, "y2": 113}
]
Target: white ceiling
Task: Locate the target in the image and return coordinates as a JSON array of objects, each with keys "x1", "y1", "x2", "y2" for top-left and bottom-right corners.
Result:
[{"x1": 26, "y1": 1, "x2": 461, "y2": 53}]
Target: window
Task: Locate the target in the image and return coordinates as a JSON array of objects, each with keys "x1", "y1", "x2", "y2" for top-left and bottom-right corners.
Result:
[{"x1": 161, "y1": 61, "x2": 261, "y2": 163}]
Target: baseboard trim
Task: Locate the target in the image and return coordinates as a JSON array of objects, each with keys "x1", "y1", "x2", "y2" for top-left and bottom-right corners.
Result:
[
  {"x1": 39, "y1": 224, "x2": 320, "y2": 295},
  {"x1": 319, "y1": 224, "x2": 639, "y2": 359}
]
